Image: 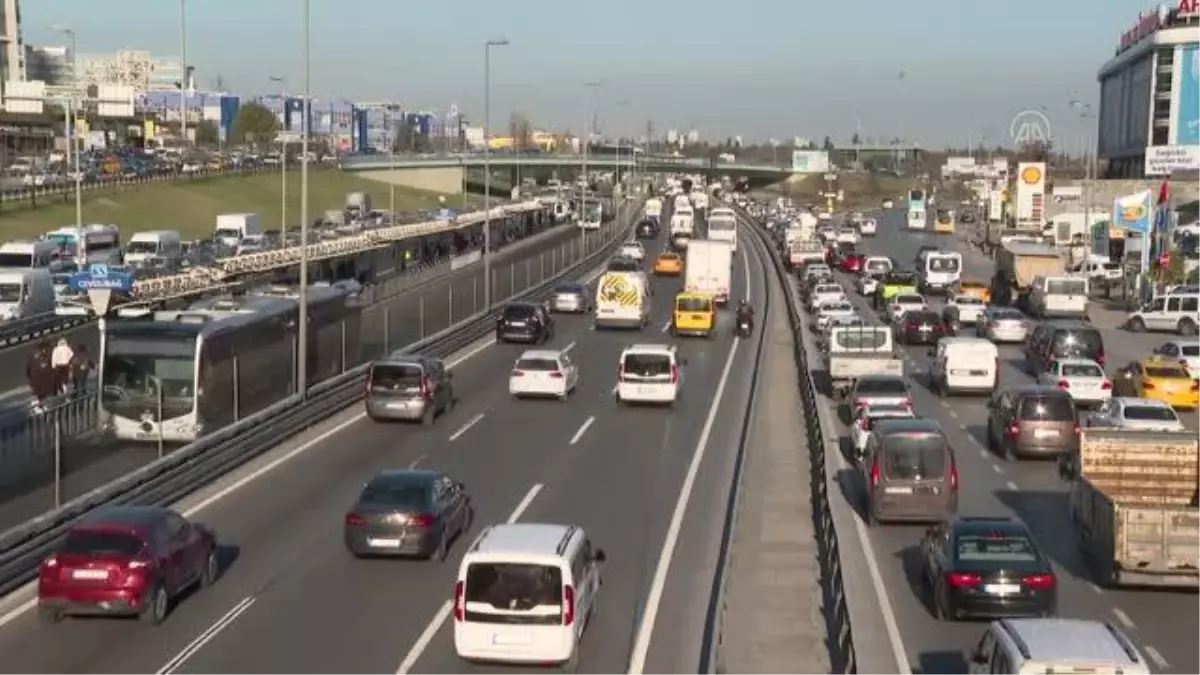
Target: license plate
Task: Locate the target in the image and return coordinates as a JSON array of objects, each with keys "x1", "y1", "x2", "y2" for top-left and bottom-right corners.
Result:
[
  {"x1": 508, "y1": 321, "x2": 526, "y2": 327},
  {"x1": 491, "y1": 631, "x2": 532, "y2": 646},
  {"x1": 968, "y1": 370, "x2": 986, "y2": 376},
  {"x1": 387, "y1": 401, "x2": 414, "y2": 410},
  {"x1": 884, "y1": 486, "x2": 913, "y2": 495},
  {"x1": 368, "y1": 538, "x2": 401, "y2": 548},
  {"x1": 919, "y1": 326, "x2": 931, "y2": 332},
  {"x1": 1034, "y1": 429, "x2": 1059, "y2": 439},
  {"x1": 984, "y1": 583, "x2": 1021, "y2": 595},
  {"x1": 71, "y1": 569, "x2": 109, "y2": 580},
  {"x1": 637, "y1": 385, "x2": 656, "y2": 395}
]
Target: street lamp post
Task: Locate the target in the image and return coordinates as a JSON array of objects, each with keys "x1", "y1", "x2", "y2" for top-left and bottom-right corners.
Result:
[
  {"x1": 53, "y1": 26, "x2": 82, "y2": 231},
  {"x1": 582, "y1": 80, "x2": 604, "y2": 247},
  {"x1": 613, "y1": 99, "x2": 629, "y2": 195},
  {"x1": 298, "y1": 0, "x2": 311, "y2": 397},
  {"x1": 269, "y1": 75, "x2": 288, "y2": 240},
  {"x1": 179, "y1": 0, "x2": 188, "y2": 145},
  {"x1": 482, "y1": 37, "x2": 509, "y2": 309}
]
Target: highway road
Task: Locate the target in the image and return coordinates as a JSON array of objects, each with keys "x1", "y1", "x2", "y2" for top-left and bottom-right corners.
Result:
[
  {"x1": 0, "y1": 213, "x2": 630, "y2": 535},
  {"x1": 0, "y1": 202, "x2": 772, "y2": 674},
  {"x1": 802, "y1": 208, "x2": 1198, "y2": 674}
]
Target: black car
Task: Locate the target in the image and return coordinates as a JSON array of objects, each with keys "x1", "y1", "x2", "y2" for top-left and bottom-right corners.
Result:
[
  {"x1": 343, "y1": 469, "x2": 473, "y2": 560},
  {"x1": 920, "y1": 516, "x2": 1057, "y2": 620},
  {"x1": 607, "y1": 255, "x2": 640, "y2": 272},
  {"x1": 635, "y1": 218, "x2": 660, "y2": 239},
  {"x1": 896, "y1": 310, "x2": 947, "y2": 345},
  {"x1": 496, "y1": 302, "x2": 554, "y2": 344}
]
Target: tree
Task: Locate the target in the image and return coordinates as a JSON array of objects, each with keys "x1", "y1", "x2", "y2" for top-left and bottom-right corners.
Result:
[
  {"x1": 194, "y1": 120, "x2": 220, "y2": 147},
  {"x1": 509, "y1": 112, "x2": 532, "y2": 152},
  {"x1": 851, "y1": 132, "x2": 861, "y2": 146},
  {"x1": 230, "y1": 102, "x2": 279, "y2": 146},
  {"x1": 822, "y1": 135, "x2": 835, "y2": 152}
]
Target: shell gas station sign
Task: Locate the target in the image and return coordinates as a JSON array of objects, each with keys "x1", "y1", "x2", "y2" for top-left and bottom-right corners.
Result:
[{"x1": 1014, "y1": 162, "x2": 1046, "y2": 228}]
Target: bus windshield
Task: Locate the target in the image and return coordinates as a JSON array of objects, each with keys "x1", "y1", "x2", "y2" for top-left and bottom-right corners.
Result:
[{"x1": 101, "y1": 336, "x2": 197, "y2": 420}]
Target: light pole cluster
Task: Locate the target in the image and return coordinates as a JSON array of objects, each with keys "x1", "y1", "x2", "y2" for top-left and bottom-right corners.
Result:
[{"x1": 482, "y1": 37, "x2": 509, "y2": 308}]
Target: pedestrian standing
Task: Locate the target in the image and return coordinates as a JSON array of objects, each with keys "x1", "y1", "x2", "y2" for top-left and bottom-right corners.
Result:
[
  {"x1": 27, "y1": 342, "x2": 55, "y2": 413},
  {"x1": 69, "y1": 344, "x2": 94, "y2": 395},
  {"x1": 51, "y1": 338, "x2": 74, "y2": 395}
]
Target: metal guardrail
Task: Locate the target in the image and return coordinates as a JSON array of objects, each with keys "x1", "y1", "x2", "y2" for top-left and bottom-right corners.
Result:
[
  {"x1": 0, "y1": 394, "x2": 97, "y2": 498},
  {"x1": 0, "y1": 201, "x2": 640, "y2": 597},
  {"x1": 739, "y1": 205, "x2": 859, "y2": 672},
  {"x1": 0, "y1": 314, "x2": 91, "y2": 349}
]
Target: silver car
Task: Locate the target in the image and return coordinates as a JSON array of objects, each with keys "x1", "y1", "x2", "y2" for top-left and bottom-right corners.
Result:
[
  {"x1": 1036, "y1": 358, "x2": 1112, "y2": 407},
  {"x1": 547, "y1": 282, "x2": 592, "y2": 314},
  {"x1": 976, "y1": 306, "x2": 1030, "y2": 343},
  {"x1": 1086, "y1": 397, "x2": 1186, "y2": 432}
]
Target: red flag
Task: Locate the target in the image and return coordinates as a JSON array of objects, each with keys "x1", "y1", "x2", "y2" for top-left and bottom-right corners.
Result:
[{"x1": 1158, "y1": 176, "x2": 1170, "y2": 206}]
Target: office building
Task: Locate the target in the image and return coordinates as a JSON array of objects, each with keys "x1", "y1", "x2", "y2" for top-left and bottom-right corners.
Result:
[
  {"x1": 77, "y1": 50, "x2": 184, "y2": 92},
  {"x1": 24, "y1": 45, "x2": 71, "y2": 86}
]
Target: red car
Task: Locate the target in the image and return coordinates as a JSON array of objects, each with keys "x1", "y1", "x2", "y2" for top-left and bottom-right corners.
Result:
[
  {"x1": 37, "y1": 506, "x2": 219, "y2": 625},
  {"x1": 840, "y1": 253, "x2": 866, "y2": 273}
]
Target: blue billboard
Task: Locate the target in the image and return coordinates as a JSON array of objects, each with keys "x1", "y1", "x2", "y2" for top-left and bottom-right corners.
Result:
[{"x1": 1178, "y1": 45, "x2": 1199, "y2": 146}]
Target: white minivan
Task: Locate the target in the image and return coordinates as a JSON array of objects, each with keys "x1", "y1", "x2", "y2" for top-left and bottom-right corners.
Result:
[
  {"x1": 1028, "y1": 275, "x2": 1089, "y2": 319},
  {"x1": 929, "y1": 336, "x2": 999, "y2": 396},
  {"x1": 454, "y1": 523, "x2": 605, "y2": 667}
]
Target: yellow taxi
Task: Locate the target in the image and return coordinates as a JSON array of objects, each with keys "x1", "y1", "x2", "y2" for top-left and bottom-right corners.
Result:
[
  {"x1": 934, "y1": 209, "x2": 956, "y2": 234},
  {"x1": 959, "y1": 280, "x2": 991, "y2": 303},
  {"x1": 1116, "y1": 357, "x2": 1200, "y2": 409},
  {"x1": 654, "y1": 252, "x2": 684, "y2": 276},
  {"x1": 672, "y1": 292, "x2": 716, "y2": 337}
]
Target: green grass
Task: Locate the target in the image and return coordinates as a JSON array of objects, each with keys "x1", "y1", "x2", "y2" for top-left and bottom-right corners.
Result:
[{"x1": 0, "y1": 170, "x2": 481, "y2": 241}]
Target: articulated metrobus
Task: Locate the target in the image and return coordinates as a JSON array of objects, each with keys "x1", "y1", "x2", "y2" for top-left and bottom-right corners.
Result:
[{"x1": 907, "y1": 189, "x2": 927, "y2": 230}]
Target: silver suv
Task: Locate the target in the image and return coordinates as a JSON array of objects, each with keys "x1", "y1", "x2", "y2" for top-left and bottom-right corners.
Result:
[{"x1": 365, "y1": 354, "x2": 456, "y2": 426}]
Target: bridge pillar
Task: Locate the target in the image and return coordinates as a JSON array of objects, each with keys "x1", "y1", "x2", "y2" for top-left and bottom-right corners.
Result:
[{"x1": 358, "y1": 166, "x2": 466, "y2": 195}]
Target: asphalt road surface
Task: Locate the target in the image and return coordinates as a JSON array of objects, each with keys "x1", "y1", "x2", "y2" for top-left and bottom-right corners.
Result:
[
  {"x1": 804, "y1": 208, "x2": 1197, "y2": 674},
  {"x1": 0, "y1": 205, "x2": 772, "y2": 674},
  {"x1": 0, "y1": 215, "x2": 628, "y2": 536}
]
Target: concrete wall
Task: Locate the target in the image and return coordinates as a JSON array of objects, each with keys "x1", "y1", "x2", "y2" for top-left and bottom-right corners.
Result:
[{"x1": 356, "y1": 166, "x2": 465, "y2": 195}]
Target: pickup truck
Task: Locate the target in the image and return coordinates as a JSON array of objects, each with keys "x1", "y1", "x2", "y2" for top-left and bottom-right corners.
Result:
[
  {"x1": 788, "y1": 239, "x2": 825, "y2": 270},
  {"x1": 1066, "y1": 429, "x2": 1199, "y2": 589},
  {"x1": 824, "y1": 325, "x2": 905, "y2": 398}
]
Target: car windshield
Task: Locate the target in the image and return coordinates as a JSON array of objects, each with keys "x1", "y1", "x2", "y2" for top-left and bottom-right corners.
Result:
[
  {"x1": 1145, "y1": 365, "x2": 1190, "y2": 379},
  {"x1": 677, "y1": 297, "x2": 711, "y2": 312},
  {"x1": 1060, "y1": 363, "x2": 1103, "y2": 378},
  {"x1": 955, "y1": 296, "x2": 984, "y2": 306},
  {"x1": 359, "y1": 480, "x2": 430, "y2": 509},
  {"x1": 1051, "y1": 330, "x2": 1103, "y2": 356},
  {"x1": 867, "y1": 404, "x2": 911, "y2": 419},
  {"x1": 855, "y1": 377, "x2": 908, "y2": 395},
  {"x1": 1018, "y1": 396, "x2": 1076, "y2": 421},
  {"x1": 823, "y1": 303, "x2": 853, "y2": 313},
  {"x1": 370, "y1": 364, "x2": 423, "y2": 390},
  {"x1": 1046, "y1": 278, "x2": 1087, "y2": 294},
  {"x1": 516, "y1": 357, "x2": 560, "y2": 371},
  {"x1": 554, "y1": 285, "x2": 584, "y2": 295},
  {"x1": 955, "y1": 534, "x2": 1039, "y2": 564},
  {"x1": 927, "y1": 256, "x2": 960, "y2": 273},
  {"x1": 502, "y1": 306, "x2": 536, "y2": 320},
  {"x1": 465, "y1": 562, "x2": 563, "y2": 618},
  {"x1": 991, "y1": 309, "x2": 1024, "y2": 321},
  {"x1": 835, "y1": 328, "x2": 889, "y2": 351},
  {"x1": 623, "y1": 353, "x2": 671, "y2": 376},
  {"x1": 882, "y1": 433, "x2": 947, "y2": 480},
  {"x1": 61, "y1": 530, "x2": 145, "y2": 557},
  {"x1": 896, "y1": 294, "x2": 924, "y2": 305},
  {"x1": 1183, "y1": 345, "x2": 1200, "y2": 357},
  {"x1": 1123, "y1": 405, "x2": 1179, "y2": 422},
  {"x1": 866, "y1": 259, "x2": 891, "y2": 273}
]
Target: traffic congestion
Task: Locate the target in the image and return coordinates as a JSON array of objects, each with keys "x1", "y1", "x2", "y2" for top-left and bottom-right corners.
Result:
[{"x1": 757, "y1": 193, "x2": 1198, "y2": 674}]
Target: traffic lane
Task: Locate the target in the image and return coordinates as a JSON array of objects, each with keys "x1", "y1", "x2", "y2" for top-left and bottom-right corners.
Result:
[
  {"x1": 404, "y1": 247, "x2": 755, "y2": 674},
  {"x1": 173, "y1": 251, "x2": 729, "y2": 674},
  {"x1": 0, "y1": 310, "x2": 595, "y2": 674}
]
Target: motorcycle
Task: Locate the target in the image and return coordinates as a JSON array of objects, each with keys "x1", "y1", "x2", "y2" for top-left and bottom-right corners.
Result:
[{"x1": 735, "y1": 316, "x2": 753, "y2": 337}]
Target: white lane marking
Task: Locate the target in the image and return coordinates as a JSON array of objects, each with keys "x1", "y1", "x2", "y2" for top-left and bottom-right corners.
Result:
[
  {"x1": 569, "y1": 416, "x2": 596, "y2": 445},
  {"x1": 1144, "y1": 645, "x2": 1169, "y2": 669},
  {"x1": 156, "y1": 596, "x2": 256, "y2": 674},
  {"x1": 1112, "y1": 607, "x2": 1135, "y2": 628},
  {"x1": 408, "y1": 454, "x2": 427, "y2": 470},
  {"x1": 395, "y1": 483, "x2": 544, "y2": 675},
  {"x1": 660, "y1": 320, "x2": 672, "y2": 333},
  {"x1": 1005, "y1": 480, "x2": 1018, "y2": 491},
  {"x1": 628, "y1": 237, "x2": 751, "y2": 674},
  {"x1": 946, "y1": 409, "x2": 957, "y2": 419},
  {"x1": 562, "y1": 340, "x2": 577, "y2": 354},
  {"x1": 448, "y1": 413, "x2": 485, "y2": 442},
  {"x1": 611, "y1": 383, "x2": 619, "y2": 394},
  {"x1": 1088, "y1": 581, "x2": 1103, "y2": 594},
  {"x1": 991, "y1": 464, "x2": 1003, "y2": 474}
]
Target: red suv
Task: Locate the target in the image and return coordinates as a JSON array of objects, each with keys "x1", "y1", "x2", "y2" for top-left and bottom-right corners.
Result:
[{"x1": 37, "y1": 506, "x2": 219, "y2": 625}]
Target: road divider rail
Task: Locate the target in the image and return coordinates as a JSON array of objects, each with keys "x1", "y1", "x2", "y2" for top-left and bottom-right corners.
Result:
[{"x1": 0, "y1": 200, "x2": 638, "y2": 599}]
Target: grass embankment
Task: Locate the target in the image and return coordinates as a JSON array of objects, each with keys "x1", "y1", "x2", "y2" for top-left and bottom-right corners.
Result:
[{"x1": 1, "y1": 170, "x2": 480, "y2": 241}]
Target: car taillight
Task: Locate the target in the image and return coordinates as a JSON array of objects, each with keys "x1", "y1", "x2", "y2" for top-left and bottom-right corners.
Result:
[
  {"x1": 562, "y1": 585, "x2": 576, "y2": 626},
  {"x1": 1144, "y1": 381, "x2": 1156, "y2": 390},
  {"x1": 671, "y1": 365, "x2": 679, "y2": 383},
  {"x1": 869, "y1": 463, "x2": 880, "y2": 489},
  {"x1": 1056, "y1": 379, "x2": 1070, "y2": 389},
  {"x1": 1096, "y1": 353, "x2": 1105, "y2": 366},
  {"x1": 127, "y1": 557, "x2": 152, "y2": 570},
  {"x1": 860, "y1": 417, "x2": 871, "y2": 431},
  {"x1": 549, "y1": 371, "x2": 564, "y2": 379},
  {"x1": 42, "y1": 555, "x2": 59, "y2": 569},
  {"x1": 1073, "y1": 423, "x2": 1081, "y2": 436},
  {"x1": 1022, "y1": 573, "x2": 1056, "y2": 590},
  {"x1": 511, "y1": 369, "x2": 525, "y2": 377},
  {"x1": 454, "y1": 581, "x2": 465, "y2": 621},
  {"x1": 344, "y1": 513, "x2": 366, "y2": 527},
  {"x1": 1192, "y1": 381, "x2": 1200, "y2": 392},
  {"x1": 950, "y1": 465, "x2": 959, "y2": 492},
  {"x1": 1101, "y1": 380, "x2": 1112, "y2": 390},
  {"x1": 1007, "y1": 423, "x2": 1020, "y2": 437},
  {"x1": 420, "y1": 378, "x2": 432, "y2": 401},
  {"x1": 411, "y1": 513, "x2": 435, "y2": 529},
  {"x1": 906, "y1": 322, "x2": 920, "y2": 330},
  {"x1": 947, "y1": 572, "x2": 982, "y2": 588}
]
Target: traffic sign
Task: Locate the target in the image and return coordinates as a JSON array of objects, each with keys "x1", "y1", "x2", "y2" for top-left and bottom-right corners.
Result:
[
  {"x1": 1160, "y1": 252, "x2": 1170, "y2": 268},
  {"x1": 87, "y1": 289, "x2": 115, "y2": 316},
  {"x1": 68, "y1": 263, "x2": 134, "y2": 294}
]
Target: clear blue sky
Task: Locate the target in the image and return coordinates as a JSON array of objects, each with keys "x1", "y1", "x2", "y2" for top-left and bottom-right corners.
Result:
[{"x1": 22, "y1": 0, "x2": 1153, "y2": 147}]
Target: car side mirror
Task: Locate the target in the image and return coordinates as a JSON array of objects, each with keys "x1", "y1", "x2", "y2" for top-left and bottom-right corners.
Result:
[{"x1": 594, "y1": 548, "x2": 607, "y2": 563}]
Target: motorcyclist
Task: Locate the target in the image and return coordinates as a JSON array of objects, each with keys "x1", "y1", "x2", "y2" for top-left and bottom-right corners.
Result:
[{"x1": 736, "y1": 299, "x2": 754, "y2": 331}]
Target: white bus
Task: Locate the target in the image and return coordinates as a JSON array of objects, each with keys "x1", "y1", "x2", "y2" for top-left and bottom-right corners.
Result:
[
  {"x1": 707, "y1": 207, "x2": 738, "y2": 254},
  {"x1": 579, "y1": 201, "x2": 602, "y2": 231},
  {"x1": 45, "y1": 224, "x2": 123, "y2": 265}
]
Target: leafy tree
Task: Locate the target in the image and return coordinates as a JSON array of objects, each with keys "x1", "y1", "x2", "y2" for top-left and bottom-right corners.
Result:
[
  {"x1": 822, "y1": 136, "x2": 835, "y2": 152},
  {"x1": 851, "y1": 132, "x2": 861, "y2": 146},
  {"x1": 230, "y1": 102, "x2": 279, "y2": 146},
  {"x1": 194, "y1": 120, "x2": 220, "y2": 147},
  {"x1": 509, "y1": 112, "x2": 532, "y2": 152}
]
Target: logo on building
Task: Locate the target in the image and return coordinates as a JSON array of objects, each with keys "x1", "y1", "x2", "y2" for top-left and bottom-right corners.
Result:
[
  {"x1": 1020, "y1": 165, "x2": 1042, "y2": 185},
  {"x1": 1009, "y1": 109, "x2": 1053, "y2": 146}
]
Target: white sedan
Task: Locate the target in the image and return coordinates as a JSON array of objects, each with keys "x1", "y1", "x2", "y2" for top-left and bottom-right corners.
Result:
[
  {"x1": 946, "y1": 295, "x2": 987, "y2": 324},
  {"x1": 1036, "y1": 358, "x2": 1112, "y2": 407},
  {"x1": 888, "y1": 293, "x2": 928, "y2": 323},
  {"x1": 1086, "y1": 397, "x2": 1185, "y2": 432},
  {"x1": 619, "y1": 242, "x2": 646, "y2": 262},
  {"x1": 509, "y1": 349, "x2": 579, "y2": 400},
  {"x1": 808, "y1": 284, "x2": 846, "y2": 312},
  {"x1": 815, "y1": 301, "x2": 857, "y2": 332},
  {"x1": 859, "y1": 218, "x2": 877, "y2": 236},
  {"x1": 836, "y1": 227, "x2": 860, "y2": 245},
  {"x1": 859, "y1": 276, "x2": 880, "y2": 296}
]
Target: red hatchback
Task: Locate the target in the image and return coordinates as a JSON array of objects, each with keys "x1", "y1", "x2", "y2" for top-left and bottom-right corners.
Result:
[
  {"x1": 37, "y1": 506, "x2": 219, "y2": 625},
  {"x1": 840, "y1": 254, "x2": 866, "y2": 273}
]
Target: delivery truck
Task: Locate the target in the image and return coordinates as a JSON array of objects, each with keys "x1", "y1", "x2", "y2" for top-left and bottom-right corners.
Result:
[{"x1": 684, "y1": 239, "x2": 733, "y2": 305}]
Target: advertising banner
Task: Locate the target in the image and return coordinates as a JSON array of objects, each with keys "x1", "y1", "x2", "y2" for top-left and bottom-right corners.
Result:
[
  {"x1": 1112, "y1": 190, "x2": 1152, "y2": 234},
  {"x1": 1145, "y1": 144, "x2": 1200, "y2": 175},
  {"x1": 1014, "y1": 162, "x2": 1046, "y2": 227},
  {"x1": 1178, "y1": 45, "x2": 1199, "y2": 146},
  {"x1": 791, "y1": 150, "x2": 830, "y2": 174}
]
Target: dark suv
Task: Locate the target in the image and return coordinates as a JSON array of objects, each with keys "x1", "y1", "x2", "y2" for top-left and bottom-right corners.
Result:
[
  {"x1": 496, "y1": 302, "x2": 554, "y2": 344},
  {"x1": 1024, "y1": 320, "x2": 1106, "y2": 374},
  {"x1": 986, "y1": 385, "x2": 1079, "y2": 459}
]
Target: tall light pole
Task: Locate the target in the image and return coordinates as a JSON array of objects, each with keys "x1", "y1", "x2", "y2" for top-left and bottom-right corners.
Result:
[
  {"x1": 53, "y1": 25, "x2": 82, "y2": 231},
  {"x1": 298, "y1": 0, "x2": 311, "y2": 397},
  {"x1": 582, "y1": 79, "x2": 604, "y2": 240},
  {"x1": 387, "y1": 108, "x2": 396, "y2": 224},
  {"x1": 179, "y1": 0, "x2": 188, "y2": 145},
  {"x1": 1070, "y1": 99, "x2": 1097, "y2": 255},
  {"x1": 613, "y1": 99, "x2": 629, "y2": 195},
  {"x1": 482, "y1": 37, "x2": 509, "y2": 308},
  {"x1": 269, "y1": 75, "x2": 288, "y2": 240}
]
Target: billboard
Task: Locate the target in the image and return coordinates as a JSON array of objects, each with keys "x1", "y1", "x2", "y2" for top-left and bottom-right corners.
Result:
[
  {"x1": 1014, "y1": 162, "x2": 1046, "y2": 227},
  {"x1": 1177, "y1": 45, "x2": 1199, "y2": 146},
  {"x1": 791, "y1": 150, "x2": 830, "y2": 174},
  {"x1": 1145, "y1": 144, "x2": 1200, "y2": 174},
  {"x1": 1112, "y1": 190, "x2": 1153, "y2": 234}
]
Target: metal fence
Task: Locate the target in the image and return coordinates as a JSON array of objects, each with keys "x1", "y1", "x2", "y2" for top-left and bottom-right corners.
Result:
[{"x1": 0, "y1": 216, "x2": 624, "y2": 530}]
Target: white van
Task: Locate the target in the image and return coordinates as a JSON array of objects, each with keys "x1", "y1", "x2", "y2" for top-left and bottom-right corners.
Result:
[
  {"x1": 125, "y1": 230, "x2": 183, "y2": 266},
  {"x1": 0, "y1": 268, "x2": 57, "y2": 320},
  {"x1": 968, "y1": 618, "x2": 1148, "y2": 674},
  {"x1": 0, "y1": 240, "x2": 58, "y2": 269},
  {"x1": 45, "y1": 224, "x2": 122, "y2": 265},
  {"x1": 929, "y1": 337, "x2": 998, "y2": 395},
  {"x1": 1028, "y1": 275, "x2": 1089, "y2": 319},
  {"x1": 454, "y1": 523, "x2": 605, "y2": 667},
  {"x1": 594, "y1": 271, "x2": 649, "y2": 329},
  {"x1": 1127, "y1": 285, "x2": 1199, "y2": 335},
  {"x1": 616, "y1": 343, "x2": 683, "y2": 405}
]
